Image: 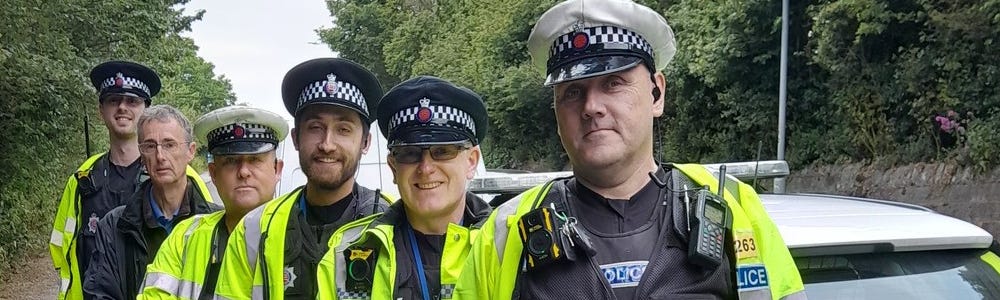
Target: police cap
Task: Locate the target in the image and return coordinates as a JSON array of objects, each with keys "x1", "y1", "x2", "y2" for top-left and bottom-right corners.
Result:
[
  {"x1": 527, "y1": 0, "x2": 676, "y2": 86},
  {"x1": 376, "y1": 76, "x2": 488, "y2": 147},
  {"x1": 89, "y1": 60, "x2": 161, "y2": 105},
  {"x1": 194, "y1": 106, "x2": 289, "y2": 156},
  {"x1": 280, "y1": 58, "x2": 383, "y2": 124}
]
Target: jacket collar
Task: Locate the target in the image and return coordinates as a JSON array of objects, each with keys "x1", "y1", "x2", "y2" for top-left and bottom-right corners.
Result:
[{"x1": 118, "y1": 177, "x2": 214, "y2": 234}]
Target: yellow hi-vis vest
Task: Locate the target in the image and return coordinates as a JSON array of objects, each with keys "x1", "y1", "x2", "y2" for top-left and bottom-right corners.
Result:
[
  {"x1": 139, "y1": 211, "x2": 227, "y2": 299},
  {"x1": 50, "y1": 153, "x2": 214, "y2": 300},
  {"x1": 453, "y1": 164, "x2": 806, "y2": 300},
  {"x1": 315, "y1": 215, "x2": 480, "y2": 300},
  {"x1": 213, "y1": 188, "x2": 393, "y2": 300}
]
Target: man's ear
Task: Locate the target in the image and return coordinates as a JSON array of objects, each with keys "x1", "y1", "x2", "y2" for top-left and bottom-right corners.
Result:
[
  {"x1": 207, "y1": 161, "x2": 218, "y2": 182},
  {"x1": 466, "y1": 146, "x2": 481, "y2": 179},
  {"x1": 186, "y1": 141, "x2": 198, "y2": 162},
  {"x1": 652, "y1": 72, "x2": 666, "y2": 117},
  {"x1": 290, "y1": 127, "x2": 300, "y2": 151},
  {"x1": 361, "y1": 131, "x2": 372, "y2": 154},
  {"x1": 387, "y1": 153, "x2": 398, "y2": 184},
  {"x1": 274, "y1": 158, "x2": 284, "y2": 181}
]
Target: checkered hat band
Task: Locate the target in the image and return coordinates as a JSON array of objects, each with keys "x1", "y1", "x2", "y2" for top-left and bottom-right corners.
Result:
[
  {"x1": 99, "y1": 75, "x2": 151, "y2": 96},
  {"x1": 336, "y1": 289, "x2": 370, "y2": 300},
  {"x1": 206, "y1": 123, "x2": 276, "y2": 146},
  {"x1": 297, "y1": 77, "x2": 368, "y2": 114},
  {"x1": 389, "y1": 104, "x2": 476, "y2": 135},
  {"x1": 550, "y1": 26, "x2": 653, "y2": 58}
]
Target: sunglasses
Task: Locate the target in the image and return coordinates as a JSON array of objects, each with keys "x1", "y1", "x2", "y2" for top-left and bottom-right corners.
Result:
[{"x1": 390, "y1": 143, "x2": 472, "y2": 164}]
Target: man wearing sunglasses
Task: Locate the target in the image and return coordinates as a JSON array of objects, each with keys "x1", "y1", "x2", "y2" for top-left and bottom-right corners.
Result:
[
  {"x1": 214, "y1": 58, "x2": 393, "y2": 300},
  {"x1": 140, "y1": 106, "x2": 288, "y2": 299},
  {"x1": 315, "y1": 76, "x2": 492, "y2": 300},
  {"x1": 83, "y1": 105, "x2": 220, "y2": 299},
  {"x1": 50, "y1": 61, "x2": 213, "y2": 300},
  {"x1": 456, "y1": 0, "x2": 805, "y2": 299}
]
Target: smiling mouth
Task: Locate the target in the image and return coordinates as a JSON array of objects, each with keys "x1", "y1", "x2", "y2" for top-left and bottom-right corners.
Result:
[
  {"x1": 315, "y1": 157, "x2": 339, "y2": 163},
  {"x1": 415, "y1": 182, "x2": 442, "y2": 189}
]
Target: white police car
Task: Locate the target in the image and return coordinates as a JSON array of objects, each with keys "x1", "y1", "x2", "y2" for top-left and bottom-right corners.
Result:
[
  {"x1": 470, "y1": 161, "x2": 1000, "y2": 299},
  {"x1": 765, "y1": 193, "x2": 1000, "y2": 299}
]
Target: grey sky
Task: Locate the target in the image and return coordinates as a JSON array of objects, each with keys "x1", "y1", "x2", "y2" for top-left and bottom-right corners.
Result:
[{"x1": 182, "y1": 0, "x2": 336, "y2": 121}]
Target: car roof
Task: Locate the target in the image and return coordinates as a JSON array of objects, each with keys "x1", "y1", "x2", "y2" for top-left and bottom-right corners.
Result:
[{"x1": 761, "y1": 193, "x2": 994, "y2": 256}]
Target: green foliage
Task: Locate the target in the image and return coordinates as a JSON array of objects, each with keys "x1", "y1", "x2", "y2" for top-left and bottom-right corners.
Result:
[
  {"x1": 0, "y1": 0, "x2": 233, "y2": 276},
  {"x1": 320, "y1": 0, "x2": 1000, "y2": 172}
]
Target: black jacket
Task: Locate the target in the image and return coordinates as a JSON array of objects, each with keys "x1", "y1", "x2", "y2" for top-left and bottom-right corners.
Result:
[{"x1": 82, "y1": 178, "x2": 220, "y2": 299}]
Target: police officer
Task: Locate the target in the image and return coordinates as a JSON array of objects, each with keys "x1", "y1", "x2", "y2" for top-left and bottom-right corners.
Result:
[
  {"x1": 83, "y1": 104, "x2": 220, "y2": 299},
  {"x1": 316, "y1": 76, "x2": 492, "y2": 300},
  {"x1": 455, "y1": 0, "x2": 806, "y2": 299},
  {"x1": 49, "y1": 61, "x2": 213, "y2": 300},
  {"x1": 140, "y1": 106, "x2": 289, "y2": 299},
  {"x1": 214, "y1": 58, "x2": 393, "y2": 300}
]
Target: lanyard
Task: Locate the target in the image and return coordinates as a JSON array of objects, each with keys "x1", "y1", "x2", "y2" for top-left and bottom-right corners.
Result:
[
  {"x1": 298, "y1": 192, "x2": 307, "y2": 218},
  {"x1": 405, "y1": 224, "x2": 432, "y2": 300}
]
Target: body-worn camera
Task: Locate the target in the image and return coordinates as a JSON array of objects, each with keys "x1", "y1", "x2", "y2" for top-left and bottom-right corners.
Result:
[
  {"x1": 519, "y1": 206, "x2": 570, "y2": 269},
  {"x1": 343, "y1": 246, "x2": 379, "y2": 293},
  {"x1": 519, "y1": 204, "x2": 596, "y2": 270}
]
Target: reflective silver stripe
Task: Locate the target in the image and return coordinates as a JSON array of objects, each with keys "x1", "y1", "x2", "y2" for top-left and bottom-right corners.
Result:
[
  {"x1": 213, "y1": 294, "x2": 235, "y2": 300},
  {"x1": 780, "y1": 290, "x2": 808, "y2": 300},
  {"x1": 738, "y1": 288, "x2": 772, "y2": 300},
  {"x1": 60, "y1": 278, "x2": 69, "y2": 292},
  {"x1": 334, "y1": 225, "x2": 370, "y2": 292},
  {"x1": 243, "y1": 205, "x2": 266, "y2": 275},
  {"x1": 50, "y1": 229, "x2": 63, "y2": 246},
  {"x1": 492, "y1": 194, "x2": 524, "y2": 264},
  {"x1": 251, "y1": 285, "x2": 265, "y2": 299},
  {"x1": 180, "y1": 215, "x2": 206, "y2": 266},
  {"x1": 64, "y1": 217, "x2": 76, "y2": 235},
  {"x1": 144, "y1": 272, "x2": 203, "y2": 299}
]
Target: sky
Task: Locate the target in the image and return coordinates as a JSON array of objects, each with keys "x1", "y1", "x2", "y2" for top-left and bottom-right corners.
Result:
[{"x1": 182, "y1": 0, "x2": 336, "y2": 122}]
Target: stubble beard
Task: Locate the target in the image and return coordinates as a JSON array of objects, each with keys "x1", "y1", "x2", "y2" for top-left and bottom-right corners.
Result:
[{"x1": 303, "y1": 155, "x2": 360, "y2": 191}]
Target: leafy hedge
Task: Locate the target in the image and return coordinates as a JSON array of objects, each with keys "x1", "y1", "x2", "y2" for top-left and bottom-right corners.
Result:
[
  {"x1": 321, "y1": 0, "x2": 1000, "y2": 172},
  {"x1": 0, "y1": 0, "x2": 234, "y2": 276}
]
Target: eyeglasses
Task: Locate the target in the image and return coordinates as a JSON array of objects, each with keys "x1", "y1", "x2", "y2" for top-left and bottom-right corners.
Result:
[
  {"x1": 390, "y1": 143, "x2": 472, "y2": 164},
  {"x1": 139, "y1": 141, "x2": 188, "y2": 154},
  {"x1": 102, "y1": 95, "x2": 146, "y2": 107}
]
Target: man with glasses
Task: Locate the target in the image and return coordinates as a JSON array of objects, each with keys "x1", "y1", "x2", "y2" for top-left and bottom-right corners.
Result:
[
  {"x1": 50, "y1": 61, "x2": 213, "y2": 300},
  {"x1": 140, "y1": 106, "x2": 288, "y2": 299},
  {"x1": 315, "y1": 76, "x2": 492, "y2": 300},
  {"x1": 83, "y1": 105, "x2": 220, "y2": 299},
  {"x1": 214, "y1": 58, "x2": 392, "y2": 299}
]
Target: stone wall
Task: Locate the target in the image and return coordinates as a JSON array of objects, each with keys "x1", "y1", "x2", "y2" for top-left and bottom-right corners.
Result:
[{"x1": 786, "y1": 163, "x2": 1000, "y2": 238}]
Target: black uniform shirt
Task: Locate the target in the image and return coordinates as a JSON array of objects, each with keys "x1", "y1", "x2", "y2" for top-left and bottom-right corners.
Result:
[
  {"x1": 570, "y1": 168, "x2": 665, "y2": 235},
  {"x1": 76, "y1": 157, "x2": 142, "y2": 275}
]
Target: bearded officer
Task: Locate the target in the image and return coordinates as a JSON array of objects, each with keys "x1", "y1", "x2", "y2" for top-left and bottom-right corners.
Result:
[{"x1": 214, "y1": 58, "x2": 394, "y2": 300}]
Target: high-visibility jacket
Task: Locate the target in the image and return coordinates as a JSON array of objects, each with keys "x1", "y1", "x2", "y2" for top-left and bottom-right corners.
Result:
[
  {"x1": 453, "y1": 164, "x2": 806, "y2": 300},
  {"x1": 50, "y1": 153, "x2": 213, "y2": 300},
  {"x1": 139, "y1": 211, "x2": 229, "y2": 300},
  {"x1": 214, "y1": 186, "x2": 392, "y2": 300},
  {"x1": 316, "y1": 192, "x2": 492, "y2": 300}
]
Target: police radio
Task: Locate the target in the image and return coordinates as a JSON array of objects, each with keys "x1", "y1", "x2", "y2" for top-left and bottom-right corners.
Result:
[{"x1": 688, "y1": 165, "x2": 732, "y2": 268}]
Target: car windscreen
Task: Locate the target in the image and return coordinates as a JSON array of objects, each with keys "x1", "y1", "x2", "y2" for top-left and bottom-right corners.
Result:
[{"x1": 796, "y1": 249, "x2": 1000, "y2": 299}]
